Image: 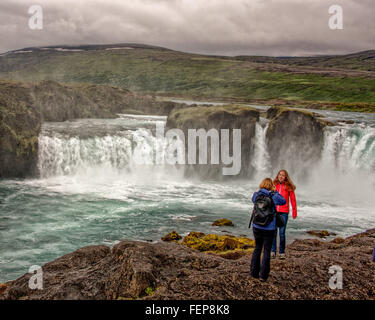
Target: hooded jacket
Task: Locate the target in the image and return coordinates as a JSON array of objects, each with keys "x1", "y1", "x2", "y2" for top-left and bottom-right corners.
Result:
[{"x1": 275, "y1": 181, "x2": 297, "y2": 219}]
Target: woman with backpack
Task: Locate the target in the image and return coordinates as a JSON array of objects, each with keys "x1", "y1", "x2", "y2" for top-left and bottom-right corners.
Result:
[
  {"x1": 271, "y1": 169, "x2": 297, "y2": 259},
  {"x1": 250, "y1": 178, "x2": 286, "y2": 282}
]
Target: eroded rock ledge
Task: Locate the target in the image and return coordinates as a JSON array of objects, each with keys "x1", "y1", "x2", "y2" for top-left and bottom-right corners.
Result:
[{"x1": 1, "y1": 228, "x2": 374, "y2": 300}]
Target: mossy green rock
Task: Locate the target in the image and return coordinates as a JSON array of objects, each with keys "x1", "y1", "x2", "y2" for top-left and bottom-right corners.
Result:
[
  {"x1": 212, "y1": 218, "x2": 234, "y2": 227},
  {"x1": 161, "y1": 231, "x2": 182, "y2": 242},
  {"x1": 181, "y1": 232, "x2": 255, "y2": 259}
]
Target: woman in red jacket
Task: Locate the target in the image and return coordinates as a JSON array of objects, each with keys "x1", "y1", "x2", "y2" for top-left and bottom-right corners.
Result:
[{"x1": 271, "y1": 169, "x2": 297, "y2": 259}]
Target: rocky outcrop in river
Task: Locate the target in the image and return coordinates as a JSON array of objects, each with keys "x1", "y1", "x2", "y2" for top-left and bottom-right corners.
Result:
[
  {"x1": 1, "y1": 228, "x2": 374, "y2": 300},
  {"x1": 166, "y1": 104, "x2": 260, "y2": 179},
  {"x1": 0, "y1": 82, "x2": 41, "y2": 178},
  {"x1": 266, "y1": 106, "x2": 331, "y2": 179}
]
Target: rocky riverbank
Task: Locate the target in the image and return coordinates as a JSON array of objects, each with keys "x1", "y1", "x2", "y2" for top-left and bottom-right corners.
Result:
[{"x1": 1, "y1": 228, "x2": 374, "y2": 300}]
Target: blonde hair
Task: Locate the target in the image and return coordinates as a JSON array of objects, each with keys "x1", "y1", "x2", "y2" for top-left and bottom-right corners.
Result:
[{"x1": 259, "y1": 178, "x2": 275, "y2": 191}]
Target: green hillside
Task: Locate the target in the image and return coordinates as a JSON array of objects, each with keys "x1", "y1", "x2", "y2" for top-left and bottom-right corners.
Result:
[
  {"x1": 235, "y1": 50, "x2": 375, "y2": 71},
  {"x1": 1, "y1": 44, "x2": 375, "y2": 111}
]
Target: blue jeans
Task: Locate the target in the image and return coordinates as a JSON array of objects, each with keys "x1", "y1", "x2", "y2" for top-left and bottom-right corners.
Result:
[{"x1": 272, "y1": 213, "x2": 289, "y2": 254}]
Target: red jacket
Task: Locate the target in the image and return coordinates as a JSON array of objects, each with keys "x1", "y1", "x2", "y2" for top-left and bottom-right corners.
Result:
[{"x1": 275, "y1": 182, "x2": 297, "y2": 218}]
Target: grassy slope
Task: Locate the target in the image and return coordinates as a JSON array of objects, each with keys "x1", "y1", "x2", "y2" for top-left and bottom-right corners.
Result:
[
  {"x1": 235, "y1": 50, "x2": 375, "y2": 71},
  {"x1": 1, "y1": 46, "x2": 375, "y2": 111}
]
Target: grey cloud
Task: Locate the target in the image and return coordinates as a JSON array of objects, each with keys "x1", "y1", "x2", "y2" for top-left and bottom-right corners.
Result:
[{"x1": 0, "y1": 0, "x2": 374, "y2": 56}]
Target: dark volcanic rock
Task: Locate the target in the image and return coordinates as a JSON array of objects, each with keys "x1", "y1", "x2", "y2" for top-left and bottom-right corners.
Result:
[
  {"x1": 1, "y1": 229, "x2": 375, "y2": 300},
  {"x1": 0, "y1": 82, "x2": 41, "y2": 178},
  {"x1": 166, "y1": 105, "x2": 260, "y2": 179},
  {"x1": 306, "y1": 230, "x2": 337, "y2": 238},
  {"x1": 266, "y1": 106, "x2": 327, "y2": 180}
]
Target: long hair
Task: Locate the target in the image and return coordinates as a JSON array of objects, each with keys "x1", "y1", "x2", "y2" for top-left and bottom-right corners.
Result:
[
  {"x1": 273, "y1": 169, "x2": 296, "y2": 191},
  {"x1": 259, "y1": 178, "x2": 275, "y2": 191}
]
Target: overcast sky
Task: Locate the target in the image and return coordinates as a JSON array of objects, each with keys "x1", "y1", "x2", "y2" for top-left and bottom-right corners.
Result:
[{"x1": 0, "y1": 0, "x2": 374, "y2": 56}]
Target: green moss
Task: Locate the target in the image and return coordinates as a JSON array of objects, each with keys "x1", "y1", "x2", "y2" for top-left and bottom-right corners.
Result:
[
  {"x1": 181, "y1": 232, "x2": 255, "y2": 258},
  {"x1": 212, "y1": 218, "x2": 234, "y2": 227},
  {"x1": 161, "y1": 231, "x2": 182, "y2": 242},
  {"x1": 145, "y1": 287, "x2": 155, "y2": 296}
]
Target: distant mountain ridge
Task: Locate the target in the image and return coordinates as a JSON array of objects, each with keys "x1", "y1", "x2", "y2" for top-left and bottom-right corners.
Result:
[
  {"x1": 3, "y1": 43, "x2": 172, "y2": 54},
  {"x1": 4, "y1": 43, "x2": 375, "y2": 67}
]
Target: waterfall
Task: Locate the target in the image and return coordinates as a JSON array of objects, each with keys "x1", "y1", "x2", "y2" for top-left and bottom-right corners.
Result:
[
  {"x1": 246, "y1": 117, "x2": 374, "y2": 207},
  {"x1": 321, "y1": 125, "x2": 375, "y2": 172},
  {"x1": 251, "y1": 120, "x2": 271, "y2": 178},
  {"x1": 37, "y1": 122, "x2": 185, "y2": 179},
  {"x1": 251, "y1": 119, "x2": 374, "y2": 172},
  {"x1": 306, "y1": 123, "x2": 375, "y2": 203},
  {"x1": 37, "y1": 115, "x2": 374, "y2": 184}
]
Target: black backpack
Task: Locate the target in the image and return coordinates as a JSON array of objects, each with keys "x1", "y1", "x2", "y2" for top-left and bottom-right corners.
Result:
[{"x1": 249, "y1": 193, "x2": 275, "y2": 227}]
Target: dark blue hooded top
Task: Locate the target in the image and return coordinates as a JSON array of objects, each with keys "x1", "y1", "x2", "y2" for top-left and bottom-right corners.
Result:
[{"x1": 251, "y1": 188, "x2": 286, "y2": 230}]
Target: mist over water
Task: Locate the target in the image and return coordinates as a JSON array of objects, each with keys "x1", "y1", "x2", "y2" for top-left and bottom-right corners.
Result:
[{"x1": 0, "y1": 110, "x2": 374, "y2": 282}]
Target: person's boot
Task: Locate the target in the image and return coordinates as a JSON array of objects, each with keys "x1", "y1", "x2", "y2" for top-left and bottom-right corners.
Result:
[
  {"x1": 271, "y1": 252, "x2": 276, "y2": 259},
  {"x1": 279, "y1": 253, "x2": 286, "y2": 259}
]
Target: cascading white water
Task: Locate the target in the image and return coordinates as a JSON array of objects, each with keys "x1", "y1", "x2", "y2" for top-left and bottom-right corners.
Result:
[
  {"x1": 38, "y1": 116, "x2": 375, "y2": 181},
  {"x1": 38, "y1": 134, "x2": 133, "y2": 177},
  {"x1": 37, "y1": 118, "x2": 185, "y2": 180},
  {"x1": 321, "y1": 125, "x2": 375, "y2": 171},
  {"x1": 250, "y1": 119, "x2": 374, "y2": 176},
  {"x1": 306, "y1": 123, "x2": 375, "y2": 203},
  {"x1": 251, "y1": 120, "x2": 271, "y2": 178}
]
